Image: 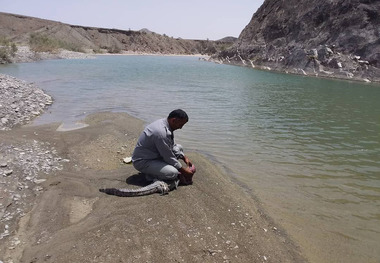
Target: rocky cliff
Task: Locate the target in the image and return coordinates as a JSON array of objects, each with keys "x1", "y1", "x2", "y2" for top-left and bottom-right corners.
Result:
[
  {"x1": 215, "y1": 0, "x2": 380, "y2": 82},
  {"x1": 0, "y1": 12, "x2": 232, "y2": 57}
]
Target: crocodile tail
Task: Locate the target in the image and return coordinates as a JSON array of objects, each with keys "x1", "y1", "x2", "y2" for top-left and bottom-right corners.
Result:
[
  {"x1": 99, "y1": 181, "x2": 171, "y2": 197},
  {"x1": 99, "y1": 187, "x2": 158, "y2": 197}
]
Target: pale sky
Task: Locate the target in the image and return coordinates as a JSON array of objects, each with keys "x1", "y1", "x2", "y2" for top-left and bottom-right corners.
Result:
[{"x1": 0, "y1": 0, "x2": 264, "y2": 40}]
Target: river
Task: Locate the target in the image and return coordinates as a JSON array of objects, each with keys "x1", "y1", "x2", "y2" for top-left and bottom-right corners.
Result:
[{"x1": 1, "y1": 55, "x2": 379, "y2": 262}]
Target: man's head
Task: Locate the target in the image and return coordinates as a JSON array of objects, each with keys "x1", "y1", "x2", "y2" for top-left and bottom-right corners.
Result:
[{"x1": 167, "y1": 109, "x2": 188, "y2": 131}]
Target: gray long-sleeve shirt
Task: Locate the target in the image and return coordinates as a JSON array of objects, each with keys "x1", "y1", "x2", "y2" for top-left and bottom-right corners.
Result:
[{"x1": 132, "y1": 118, "x2": 182, "y2": 169}]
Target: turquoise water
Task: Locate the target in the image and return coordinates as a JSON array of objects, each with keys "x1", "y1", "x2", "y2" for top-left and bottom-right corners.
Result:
[{"x1": 1, "y1": 56, "x2": 380, "y2": 262}]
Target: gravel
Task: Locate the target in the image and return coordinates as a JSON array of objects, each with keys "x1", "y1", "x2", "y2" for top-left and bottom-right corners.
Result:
[
  {"x1": 0, "y1": 74, "x2": 53, "y2": 130},
  {"x1": 11, "y1": 46, "x2": 94, "y2": 63},
  {"x1": 0, "y1": 140, "x2": 67, "y2": 241},
  {"x1": 0, "y1": 74, "x2": 66, "y2": 252}
]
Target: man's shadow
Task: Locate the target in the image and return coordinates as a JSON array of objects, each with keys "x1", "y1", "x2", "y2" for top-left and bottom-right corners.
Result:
[
  {"x1": 125, "y1": 173, "x2": 150, "y2": 187},
  {"x1": 125, "y1": 173, "x2": 181, "y2": 190}
]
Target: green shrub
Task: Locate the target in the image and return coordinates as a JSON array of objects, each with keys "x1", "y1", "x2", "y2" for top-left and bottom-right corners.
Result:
[
  {"x1": 0, "y1": 48, "x2": 11, "y2": 63},
  {"x1": 107, "y1": 46, "x2": 122, "y2": 54},
  {"x1": 11, "y1": 43, "x2": 17, "y2": 56},
  {"x1": 29, "y1": 33, "x2": 60, "y2": 52},
  {"x1": 29, "y1": 33, "x2": 84, "y2": 53},
  {"x1": 59, "y1": 41, "x2": 85, "y2": 53},
  {"x1": 0, "y1": 37, "x2": 17, "y2": 64},
  {"x1": 93, "y1": 48, "x2": 105, "y2": 54}
]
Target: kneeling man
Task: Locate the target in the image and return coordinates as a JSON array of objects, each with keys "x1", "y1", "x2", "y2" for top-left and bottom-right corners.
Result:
[{"x1": 132, "y1": 109, "x2": 195, "y2": 185}]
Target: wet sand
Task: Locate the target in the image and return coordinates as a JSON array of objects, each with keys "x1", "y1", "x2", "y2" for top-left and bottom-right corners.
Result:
[{"x1": 0, "y1": 112, "x2": 306, "y2": 262}]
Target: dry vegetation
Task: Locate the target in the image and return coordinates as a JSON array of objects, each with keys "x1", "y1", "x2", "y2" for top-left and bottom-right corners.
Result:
[
  {"x1": 0, "y1": 37, "x2": 17, "y2": 64},
  {"x1": 28, "y1": 33, "x2": 84, "y2": 53}
]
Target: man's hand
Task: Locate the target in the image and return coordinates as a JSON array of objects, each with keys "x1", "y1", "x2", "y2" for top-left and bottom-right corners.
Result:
[
  {"x1": 183, "y1": 156, "x2": 193, "y2": 167},
  {"x1": 178, "y1": 166, "x2": 194, "y2": 185},
  {"x1": 179, "y1": 166, "x2": 194, "y2": 176},
  {"x1": 179, "y1": 156, "x2": 196, "y2": 185},
  {"x1": 189, "y1": 164, "x2": 196, "y2": 173}
]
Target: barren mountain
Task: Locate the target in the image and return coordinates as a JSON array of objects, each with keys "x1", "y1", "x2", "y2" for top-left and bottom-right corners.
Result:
[
  {"x1": 0, "y1": 12, "x2": 232, "y2": 56},
  {"x1": 214, "y1": 0, "x2": 380, "y2": 82}
]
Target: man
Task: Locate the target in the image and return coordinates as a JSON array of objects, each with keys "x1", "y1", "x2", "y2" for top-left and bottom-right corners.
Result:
[{"x1": 132, "y1": 109, "x2": 195, "y2": 185}]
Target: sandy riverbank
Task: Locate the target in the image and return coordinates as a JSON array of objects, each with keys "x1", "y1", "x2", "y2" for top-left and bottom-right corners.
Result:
[
  {"x1": 10, "y1": 45, "x2": 209, "y2": 64},
  {"x1": 10, "y1": 46, "x2": 95, "y2": 63},
  {"x1": 0, "y1": 110, "x2": 306, "y2": 263}
]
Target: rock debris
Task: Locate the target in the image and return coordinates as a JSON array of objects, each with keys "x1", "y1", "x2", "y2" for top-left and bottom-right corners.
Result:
[
  {"x1": 0, "y1": 74, "x2": 67, "y2": 256},
  {"x1": 0, "y1": 140, "x2": 66, "y2": 241},
  {"x1": 0, "y1": 74, "x2": 53, "y2": 130}
]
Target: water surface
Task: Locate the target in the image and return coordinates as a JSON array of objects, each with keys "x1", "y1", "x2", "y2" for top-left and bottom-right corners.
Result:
[{"x1": 1, "y1": 56, "x2": 380, "y2": 262}]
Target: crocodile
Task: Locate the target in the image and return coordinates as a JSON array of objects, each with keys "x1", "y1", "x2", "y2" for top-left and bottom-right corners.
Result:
[{"x1": 99, "y1": 180, "x2": 179, "y2": 197}]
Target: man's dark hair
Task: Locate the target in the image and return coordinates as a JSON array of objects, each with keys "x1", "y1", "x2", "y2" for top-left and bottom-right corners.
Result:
[{"x1": 168, "y1": 109, "x2": 189, "y2": 121}]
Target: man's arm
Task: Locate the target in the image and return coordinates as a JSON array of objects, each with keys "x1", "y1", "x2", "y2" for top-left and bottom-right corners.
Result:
[
  {"x1": 182, "y1": 155, "x2": 192, "y2": 167},
  {"x1": 154, "y1": 135, "x2": 183, "y2": 169},
  {"x1": 179, "y1": 155, "x2": 196, "y2": 175}
]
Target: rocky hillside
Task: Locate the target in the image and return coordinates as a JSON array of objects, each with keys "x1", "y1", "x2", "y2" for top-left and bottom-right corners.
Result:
[
  {"x1": 0, "y1": 12, "x2": 232, "y2": 57},
  {"x1": 214, "y1": 0, "x2": 380, "y2": 82}
]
